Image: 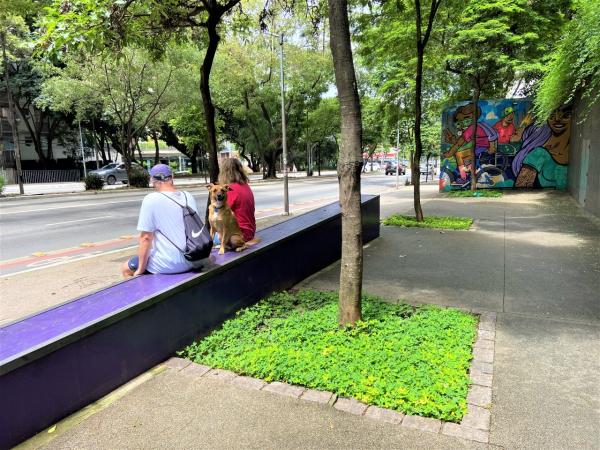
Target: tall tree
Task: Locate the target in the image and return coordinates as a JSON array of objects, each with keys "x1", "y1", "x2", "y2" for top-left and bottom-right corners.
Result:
[
  {"x1": 38, "y1": 0, "x2": 244, "y2": 184},
  {"x1": 329, "y1": 0, "x2": 363, "y2": 327},
  {"x1": 534, "y1": 0, "x2": 599, "y2": 120}
]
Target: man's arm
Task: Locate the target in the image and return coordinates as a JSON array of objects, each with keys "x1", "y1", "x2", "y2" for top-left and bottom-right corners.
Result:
[{"x1": 134, "y1": 231, "x2": 154, "y2": 276}]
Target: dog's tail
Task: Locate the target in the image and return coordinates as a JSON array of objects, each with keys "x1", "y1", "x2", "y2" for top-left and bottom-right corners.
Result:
[{"x1": 245, "y1": 238, "x2": 262, "y2": 246}]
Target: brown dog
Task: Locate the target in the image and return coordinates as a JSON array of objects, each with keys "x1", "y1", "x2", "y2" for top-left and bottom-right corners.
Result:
[{"x1": 206, "y1": 183, "x2": 260, "y2": 255}]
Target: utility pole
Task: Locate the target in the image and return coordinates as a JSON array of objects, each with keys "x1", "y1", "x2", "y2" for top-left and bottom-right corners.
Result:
[
  {"x1": 2, "y1": 30, "x2": 24, "y2": 194},
  {"x1": 78, "y1": 120, "x2": 86, "y2": 177},
  {"x1": 278, "y1": 33, "x2": 289, "y2": 215}
]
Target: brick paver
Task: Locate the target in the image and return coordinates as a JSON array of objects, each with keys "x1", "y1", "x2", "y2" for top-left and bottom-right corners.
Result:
[
  {"x1": 461, "y1": 405, "x2": 491, "y2": 431},
  {"x1": 473, "y1": 339, "x2": 494, "y2": 350},
  {"x1": 402, "y1": 415, "x2": 442, "y2": 433},
  {"x1": 262, "y1": 382, "x2": 305, "y2": 399},
  {"x1": 364, "y1": 406, "x2": 404, "y2": 424},
  {"x1": 466, "y1": 385, "x2": 493, "y2": 407},
  {"x1": 478, "y1": 330, "x2": 496, "y2": 341},
  {"x1": 300, "y1": 389, "x2": 334, "y2": 404},
  {"x1": 471, "y1": 360, "x2": 494, "y2": 374},
  {"x1": 334, "y1": 397, "x2": 368, "y2": 416},
  {"x1": 181, "y1": 362, "x2": 211, "y2": 377},
  {"x1": 163, "y1": 357, "x2": 192, "y2": 371},
  {"x1": 470, "y1": 371, "x2": 493, "y2": 387},
  {"x1": 473, "y1": 347, "x2": 494, "y2": 364},
  {"x1": 203, "y1": 368, "x2": 238, "y2": 383},
  {"x1": 231, "y1": 376, "x2": 267, "y2": 390},
  {"x1": 479, "y1": 321, "x2": 496, "y2": 332}
]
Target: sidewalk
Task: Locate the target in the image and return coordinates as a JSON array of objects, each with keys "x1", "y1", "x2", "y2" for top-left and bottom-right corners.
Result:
[{"x1": 16, "y1": 187, "x2": 600, "y2": 450}]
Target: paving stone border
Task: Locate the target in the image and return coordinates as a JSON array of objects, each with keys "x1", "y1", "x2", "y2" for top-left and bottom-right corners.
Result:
[{"x1": 162, "y1": 308, "x2": 496, "y2": 444}]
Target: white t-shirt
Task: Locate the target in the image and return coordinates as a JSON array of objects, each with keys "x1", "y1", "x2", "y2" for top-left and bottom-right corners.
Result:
[{"x1": 137, "y1": 190, "x2": 204, "y2": 274}]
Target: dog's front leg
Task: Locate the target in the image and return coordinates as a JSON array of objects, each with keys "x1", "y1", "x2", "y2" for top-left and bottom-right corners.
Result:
[{"x1": 218, "y1": 230, "x2": 227, "y2": 255}]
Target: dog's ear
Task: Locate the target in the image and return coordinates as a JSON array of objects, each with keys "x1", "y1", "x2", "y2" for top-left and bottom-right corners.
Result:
[{"x1": 206, "y1": 183, "x2": 214, "y2": 190}]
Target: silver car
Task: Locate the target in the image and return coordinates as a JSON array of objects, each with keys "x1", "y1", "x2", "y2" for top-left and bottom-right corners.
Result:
[{"x1": 88, "y1": 162, "x2": 143, "y2": 185}]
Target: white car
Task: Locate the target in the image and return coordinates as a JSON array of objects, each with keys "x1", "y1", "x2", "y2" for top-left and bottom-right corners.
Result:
[{"x1": 364, "y1": 162, "x2": 381, "y2": 172}]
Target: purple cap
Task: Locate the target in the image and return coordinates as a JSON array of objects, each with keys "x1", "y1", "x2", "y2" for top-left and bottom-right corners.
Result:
[{"x1": 150, "y1": 164, "x2": 172, "y2": 180}]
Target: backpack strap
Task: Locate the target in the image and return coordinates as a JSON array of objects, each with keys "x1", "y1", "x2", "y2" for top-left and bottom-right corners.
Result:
[{"x1": 155, "y1": 192, "x2": 187, "y2": 253}]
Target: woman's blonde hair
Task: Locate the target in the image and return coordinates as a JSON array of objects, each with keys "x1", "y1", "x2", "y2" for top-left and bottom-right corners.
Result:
[{"x1": 218, "y1": 158, "x2": 250, "y2": 185}]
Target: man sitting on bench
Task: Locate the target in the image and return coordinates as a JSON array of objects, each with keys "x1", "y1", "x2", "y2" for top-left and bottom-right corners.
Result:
[{"x1": 121, "y1": 164, "x2": 204, "y2": 278}]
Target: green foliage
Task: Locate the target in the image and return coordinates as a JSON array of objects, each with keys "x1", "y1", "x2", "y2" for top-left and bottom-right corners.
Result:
[
  {"x1": 535, "y1": 0, "x2": 600, "y2": 120},
  {"x1": 181, "y1": 290, "x2": 477, "y2": 421},
  {"x1": 0, "y1": 174, "x2": 6, "y2": 194},
  {"x1": 83, "y1": 174, "x2": 104, "y2": 190},
  {"x1": 382, "y1": 214, "x2": 473, "y2": 230},
  {"x1": 129, "y1": 170, "x2": 150, "y2": 188},
  {"x1": 447, "y1": 190, "x2": 503, "y2": 198}
]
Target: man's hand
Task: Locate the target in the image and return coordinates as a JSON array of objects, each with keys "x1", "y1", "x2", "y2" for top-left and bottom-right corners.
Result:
[
  {"x1": 444, "y1": 129, "x2": 457, "y2": 144},
  {"x1": 133, "y1": 269, "x2": 145, "y2": 277},
  {"x1": 487, "y1": 147, "x2": 497, "y2": 154}
]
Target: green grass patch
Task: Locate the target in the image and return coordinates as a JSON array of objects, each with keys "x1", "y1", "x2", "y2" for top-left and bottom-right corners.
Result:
[
  {"x1": 447, "y1": 190, "x2": 503, "y2": 198},
  {"x1": 382, "y1": 214, "x2": 473, "y2": 230},
  {"x1": 181, "y1": 290, "x2": 477, "y2": 422}
]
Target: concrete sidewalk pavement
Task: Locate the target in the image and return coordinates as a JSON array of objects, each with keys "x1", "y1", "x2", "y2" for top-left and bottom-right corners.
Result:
[{"x1": 15, "y1": 187, "x2": 600, "y2": 450}]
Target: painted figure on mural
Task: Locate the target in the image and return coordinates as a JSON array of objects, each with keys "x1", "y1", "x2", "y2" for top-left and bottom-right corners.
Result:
[
  {"x1": 512, "y1": 105, "x2": 572, "y2": 189},
  {"x1": 442, "y1": 103, "x2": 498, "y2": 184},
  {"x1": 493, "y1": 106, "x2": 531, "y2": 144}
]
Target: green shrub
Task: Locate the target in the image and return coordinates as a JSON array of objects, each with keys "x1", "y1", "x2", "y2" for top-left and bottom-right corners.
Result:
[
  {"x1": 83, "y1": 174, "x2": 104, "y2": 190},
  {"x1": 447, "y1": 189, "x2": 503, "y2": 198},
  {"x1": 382, "y1": 214, "x2": 473, "y2": 230},
  {"x1": 181, "y1": 290, "x2": 477, "y2": 422},
  {"x1": 129, "y1": 170, "x2": 150, "y2": 188},
  {"x1": 0, "y1": 174, "x2": 6, "y2": 194}
]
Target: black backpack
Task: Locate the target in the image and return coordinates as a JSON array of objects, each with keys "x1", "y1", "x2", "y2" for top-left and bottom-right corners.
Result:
[{"x1": 157, "y1": 192, "x2": 213, "y2": 261}]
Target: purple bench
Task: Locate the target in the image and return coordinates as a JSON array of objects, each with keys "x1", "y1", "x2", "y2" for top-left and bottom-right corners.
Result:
[{"x1": 0, "y1": 195, "x2": 380, "y2": 449}]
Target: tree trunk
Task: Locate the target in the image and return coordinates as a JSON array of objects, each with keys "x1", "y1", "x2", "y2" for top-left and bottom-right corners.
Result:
[
  {"x1": 329, "y1": 0, "x2": 363, "y2": 328},
  {"x1": 152, "y1": 130, "x2": 160, "y2": 166},
  {"x1": 471, "y1": 86, "x2": 480, "y2": 192},
  {"x1": 200, "y1": 20, "x2": 222, "y2": 226},
  {"x1": 200, "y1": 21, "x2": 221, "y2": 185},
  {"x1": 413, "y1": 42, "x2": 424, "y2": 221}
]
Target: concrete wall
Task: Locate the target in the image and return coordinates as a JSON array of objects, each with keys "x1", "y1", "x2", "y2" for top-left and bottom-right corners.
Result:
[{"x1": 567, "y1": 92, "x2": 600, "y2": 218}]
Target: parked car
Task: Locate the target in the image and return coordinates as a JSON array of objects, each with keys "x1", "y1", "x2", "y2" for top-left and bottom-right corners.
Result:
[
  {"x1": 420, "y1": 163, "x2": 434, "y2": 174},
  {"x1": 88, "y1": 162, "x2": 145, "y2": 185},
  {"x1": 364, "y1": 162, "x2": 381, "y2": 172},
  {"x1": 385, "y1": 162, "x2": 406, "y2": 175}
]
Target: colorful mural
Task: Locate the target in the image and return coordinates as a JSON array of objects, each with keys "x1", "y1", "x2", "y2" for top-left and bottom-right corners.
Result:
[{"x1": 439, "y1": 99, "x2": 572, "y2": 192}]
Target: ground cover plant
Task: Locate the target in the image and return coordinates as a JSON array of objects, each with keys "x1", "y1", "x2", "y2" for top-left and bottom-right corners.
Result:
[
  {"x1": 182, "y1": 290, "x2": 477, "y2": 421},
  {"x1": 382, "y1": 214, "x2": 473, "y2": 230},
  {"x1": 447, "y1": 190, "x2": 503, "y2": 198}
]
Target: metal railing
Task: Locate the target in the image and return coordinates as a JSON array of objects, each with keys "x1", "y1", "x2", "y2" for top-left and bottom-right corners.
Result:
[{"x1": 21, "y1": 170, "x2": 81, "y2": 184}]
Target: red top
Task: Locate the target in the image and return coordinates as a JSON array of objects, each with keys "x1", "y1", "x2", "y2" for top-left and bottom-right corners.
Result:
[
  {"x1": 461, "y1": 123, "x2": 490, "y2": 148},
  {"x1": 227, "y1": 182, "x2": 256, "y2": 241},
  {"x1": 493, "y1": 121, "x2": 516, "y2": 144}
]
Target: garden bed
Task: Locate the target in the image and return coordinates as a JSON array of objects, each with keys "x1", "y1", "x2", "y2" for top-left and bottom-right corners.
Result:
[
  {"x1": 181, "y1": 290, "x2": 478, "y2": 422},
  {"x1": 382, "y1": 214, "x2": 473, "y2": 230},
  {"x1": 447, "y1": 190, "x2": 503, "y2": 198}
]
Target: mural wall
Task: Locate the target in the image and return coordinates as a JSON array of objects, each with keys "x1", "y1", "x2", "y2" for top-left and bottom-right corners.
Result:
[{"x1": 439, "y1": 98, "x2": 572, "y2": 192}]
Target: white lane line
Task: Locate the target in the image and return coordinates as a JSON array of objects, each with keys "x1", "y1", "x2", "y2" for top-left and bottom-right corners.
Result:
[
  {"x1": 0, "y1": 199, "x2": 142, "y2": 215},
  {"x1": 0, "y1": 245, "x2": 139, "y2": 278},
  {"x1": 45, "y1": 216, "x2": 114, "y2": 226}
]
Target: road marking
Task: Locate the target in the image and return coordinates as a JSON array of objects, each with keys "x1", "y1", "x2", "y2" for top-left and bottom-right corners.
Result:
[
  {"x1": 80, "y1": 243, "x2": 95, "y2": 247},
  {"x1": 0, "y1": 246, "x2": 139, "y2": 278},
  {"x1": 0, "y1": 237, "x2": 140, "y2": 270},
  {"x1": 0, "y1": 199, "x2": 142, "y2": 215},
  {"x1": 31, "y1": 252, "x2": 46, "y2": 257},
  {"x1": 45, "y1": 216, "x2": 114, "y2": 226}
]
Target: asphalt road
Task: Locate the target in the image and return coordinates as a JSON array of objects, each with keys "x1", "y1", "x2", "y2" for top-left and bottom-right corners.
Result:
[{"x1": 0, "y1": 173, "x2": 418, "y2": 276}]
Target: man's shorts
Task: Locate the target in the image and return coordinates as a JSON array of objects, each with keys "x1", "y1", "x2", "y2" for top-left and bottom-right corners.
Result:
[{"x1": 127, "y1": 257, "x2": 150, "y2": 274}]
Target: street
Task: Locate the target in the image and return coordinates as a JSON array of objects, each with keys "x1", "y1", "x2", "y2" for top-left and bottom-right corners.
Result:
[{"x1": 0, "y1": 172, "x2": 428, "y2": 276}]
